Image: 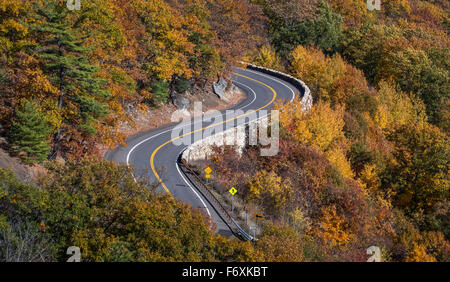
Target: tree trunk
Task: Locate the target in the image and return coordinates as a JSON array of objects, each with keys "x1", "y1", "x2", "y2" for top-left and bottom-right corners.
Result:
[{"x1": 49, "y1": 63, "x2": 65, "y2": 160}]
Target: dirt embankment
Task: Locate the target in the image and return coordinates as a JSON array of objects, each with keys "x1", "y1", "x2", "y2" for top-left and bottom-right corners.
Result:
[{"x1": 0, "y1": 138, "x2": 47, "y2": 183}]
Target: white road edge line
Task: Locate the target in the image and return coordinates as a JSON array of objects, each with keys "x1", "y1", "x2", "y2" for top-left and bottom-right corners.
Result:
[
  {"x1": 125, "y1": 79, "x2": 256, "y2": 167},
  {"x1": 174, "y1": 107, "x2": 270, "y2": 219},
  {"x1": 124, "y1": 71, "x2": 291, "y2": 220},
  {"x1": 175, "y1": 161, "x2": 212, "y2": 217},
  {"x1": 170, "y1": 81, "x2": 258, "y2": 219},
  {"x1": 125, "y1": 79, "x2": 257, "y2": 205}
]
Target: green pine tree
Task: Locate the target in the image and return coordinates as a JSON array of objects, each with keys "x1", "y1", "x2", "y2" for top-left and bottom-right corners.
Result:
[
  {"x1": 31, "y1": 1, "x2": 110, "y2": 156},
  {"x1": 150, "y1": 79, "x2": 170, "y2": 102},
  {"x1": 10, "y1": 101, "x2": 52, "y2": 164}
]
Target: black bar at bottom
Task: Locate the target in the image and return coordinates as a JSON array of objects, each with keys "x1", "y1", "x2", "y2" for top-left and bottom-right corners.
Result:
[{"x1": 1, "y1": 262, "x2": 445, "y2": 281}]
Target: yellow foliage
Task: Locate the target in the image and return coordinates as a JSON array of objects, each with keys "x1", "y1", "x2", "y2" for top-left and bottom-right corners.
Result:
[
  {"x1": 327, "y1": 0, "x2": 374, "y2": 26},
  {"x1": 288, "y1": 208, "x2": 312, "y2": 234},
  {"x1": 247, "y1": 170, "x2": 293, "y2": 214},
  {"x1": 131, "y1": 0, "x2": 195, "y2": 80},
  {"x1": 279, "y1": 99, "x2": 345, "y2": 152},
  {"x1": 375, "y1": 104, "x2": 389, "y2": 130},
  {"x1": 290, "y1": 45, "x2": 346, "y2": 102},
  {"x1": 376, "y1": 80, "x2": 427, "y2": 127},
  {"x1": 0, "y1": 0, "x2": 30, "y2": 45},
  {"x1": 255, "y1": 224, "x2": 305, "y2": 262},
  {"x1": 317, "y1": 206, "x2": 353, "y2": 248},
  {"x1": 276, "y1": 98, "x2": 354, "y2": 180},
  {"x1": 405, "y1": 243, "x2": 436, "y2": 262},
  {"x1": 40, "y1": 98, "x2": 63, "y2": 131},
  {"x1": 251, "y1": 45, "x2": 281, "y2": 70},
  {"x1": 325, "y1": 146, "x2": 354, "y2": 179},
  {"x1": 359, "y1": 164, "x2": 379, "y2": 191},
  {"x1": 384, "y1": 0, "x2": 411, "y2": 18}
]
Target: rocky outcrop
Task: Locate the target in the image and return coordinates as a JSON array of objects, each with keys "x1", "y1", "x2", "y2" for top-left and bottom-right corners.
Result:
[
  {"x1": 173, "y1": 94, "x2": 190, "y2": 110},
  {"x1": 213, "y1": 77, "x2": 228, "y2": 99},
  {"x1": 213, "y1": 78, "x2": 237, "y2": 102},
  {"x1": 0, "y1": 144, "x2": 46, "y2": 183}
]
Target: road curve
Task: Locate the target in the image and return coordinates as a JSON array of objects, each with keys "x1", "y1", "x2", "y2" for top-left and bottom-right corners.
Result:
[{"x1": 105, "y1": 67, "x2": 299, "y2": 236}]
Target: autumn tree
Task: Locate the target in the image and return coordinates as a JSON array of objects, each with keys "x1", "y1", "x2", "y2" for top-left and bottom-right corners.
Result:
[
  {"x1": 206, "y1": 0, "x2": 267, "y2": 73},
  {"x1": 249, "y1": 45, "x2": 281, "y2": 70},
  {"x1": 327, "y1": 0, "x2": 372, "y2": 26},
  {"x1": 382, "y1": 123, "x2": 449, "y2": 214},
  {"x1": 383, "y1": 0, "x2": 411, "y2": 19},
  {"x1": 277, "y1": 99, "x2": 345, "y2": 152},
  {"x1": 132, "y1": 0, "x2": 195, "y2": 80},
  {"x1": 0, "y1": 159, "x2": 266, "y2": 262},
  {"x1": 0, "y1": 0, "x2": 42, "y2": 126},
  {"x1": 262, "y1": 1, "x2": 342, "y2": 57},
  {"x1": 0, "y1": 0, "x2": 30, "y2": 53},
  {"x1": 341, "y1": 22, "x2": 449, "y2": 126},
  {"x1": 255, "y1": 223, "x2": 305, "y2": 262},
  {"x1": 381, "y1": 48, "x2": 448, "y2": 124},
  {"x1": 247, "y1": 170, "x2": 293, "y2": 216},
  {"x1": 169, "y1": 0, "x2": 221, "y2": 84},
  {"x1": 31, "y1": 1, "x2": 110, "y2": 157},
  {"x1": 316, "y1": 205, "x2": 353, "y2": 249}
]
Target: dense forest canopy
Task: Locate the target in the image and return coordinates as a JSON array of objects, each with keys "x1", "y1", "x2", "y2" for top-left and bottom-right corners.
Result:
[
  {"x1": 0, "y1": 0, "x2": 267, "y2": 158},
  {"x1": 0, "y1": 0, "x2": 448, "y2": 262}
]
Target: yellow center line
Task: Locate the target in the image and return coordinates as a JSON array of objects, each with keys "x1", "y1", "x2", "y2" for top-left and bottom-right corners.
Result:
[{"x1": 150, "y1": 72, "x2": 278, "y2": 196}]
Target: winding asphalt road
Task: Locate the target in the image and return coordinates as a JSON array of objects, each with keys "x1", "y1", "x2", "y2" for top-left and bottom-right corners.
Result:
[{"x1": 105, "y1": 67, "x2": 299, "y2": 236}]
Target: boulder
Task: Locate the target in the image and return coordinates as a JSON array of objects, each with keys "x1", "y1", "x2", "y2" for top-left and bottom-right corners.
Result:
[
  {"x1": 173, "y1": 94, "x2": 190, "y2": 110},
  {"x1": 213, "y1": 78, "x2": 228, "y2": 99}
]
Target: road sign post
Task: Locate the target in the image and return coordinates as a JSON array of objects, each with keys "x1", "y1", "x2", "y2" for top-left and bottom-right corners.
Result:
[
  {"x1": 231, "y1": 194, "x2": 234, "y2": 214},
  {"x1": 245, "y1": 210, "x2": 248, "y2": 225},
  {"x1": 250, "y1": 226, "x2": 257, "y2": 239},
  {"x1": 204, "y1": 167, "x2": 212, "y2": 184},
  {"x1": 228, "y1": 187, "x2": 237, "y2": 215},
  {"x1": 254, "y1": 213, "x2": 263, "y2": 237}
]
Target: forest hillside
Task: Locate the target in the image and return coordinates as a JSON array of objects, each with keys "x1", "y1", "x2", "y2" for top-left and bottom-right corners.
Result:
[{"x1": 0, "y1": 0, "x2": 448, "y2": 262}]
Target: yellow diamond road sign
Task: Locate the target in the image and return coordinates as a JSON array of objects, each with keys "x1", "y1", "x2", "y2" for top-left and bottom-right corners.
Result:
[
  {"x1": 204, "y1": 167, "x2": 212, "y2": 174},
  {"x1": 229, "y1": 187, "x2": 237, "y2": 196}
]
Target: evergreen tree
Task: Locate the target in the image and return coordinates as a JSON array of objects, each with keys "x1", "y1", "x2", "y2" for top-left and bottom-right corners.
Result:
[
  {"x1": 31, "y1": 1, "x2": 110, "y2": 156},
  {"x1": 300, "y1": 1, "x2": 343, "y2": 55},
  {"x1": 174, "y1": 77, "x2": 190, "y2": 93},
  {"x1": 266, "y1": 1, "x2": 342, "y2": 57},
  {"x1": 10, "y1": 101, "x2": 51, "y2": 164},
  {"x1": 150, "y1": 79, "x2": 170, "y2": 103}
]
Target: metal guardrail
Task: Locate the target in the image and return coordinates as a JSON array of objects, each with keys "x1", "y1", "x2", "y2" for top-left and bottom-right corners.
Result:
[
  {"x1": 179, "y1": 158, "x2": 254, "y2": 241},
  {"x1": 231, "y1": 218, "x2": 254, "y2": 241},
  {"x1": 240, "y1": 62, "x2": 313, "y2": 110},
  {"x1": 177, "y1": 64, "x2": 313, "y2": 241}
]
